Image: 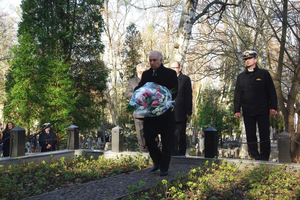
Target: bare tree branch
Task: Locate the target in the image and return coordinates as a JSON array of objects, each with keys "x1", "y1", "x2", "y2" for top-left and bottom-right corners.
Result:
[{"x1": 192, "y1": 0, "x2": 244, "y2": 24}]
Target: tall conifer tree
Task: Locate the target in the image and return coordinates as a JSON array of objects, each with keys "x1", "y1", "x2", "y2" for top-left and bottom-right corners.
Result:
[
  {"x1": 122, "y1": 23, "x2": 143, "y2": 79},
  {"x1": 5, "y1": 0, "x2": 107, "y2": 133}
]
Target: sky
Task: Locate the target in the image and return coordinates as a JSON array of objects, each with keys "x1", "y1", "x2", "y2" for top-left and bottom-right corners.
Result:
[
  {"x1": 2, "y1": 0, "x2": 21, "y2": 6},
  {"x1": 1, "y1": 0, "x2": 21, "y2": 20},
  {"x1": 1, "y1": 0, "x2": 21, "y2": 11}
]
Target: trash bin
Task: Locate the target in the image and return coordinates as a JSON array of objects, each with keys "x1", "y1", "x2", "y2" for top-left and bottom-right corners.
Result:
[{"x1": 204, "y1": 126, "x2": 218, "y2": 158}]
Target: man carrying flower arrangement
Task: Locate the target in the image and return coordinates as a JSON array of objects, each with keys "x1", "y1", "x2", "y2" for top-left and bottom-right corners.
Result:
[{"x1": 134, "y1": 50, "x2": 178, "y2": 176}]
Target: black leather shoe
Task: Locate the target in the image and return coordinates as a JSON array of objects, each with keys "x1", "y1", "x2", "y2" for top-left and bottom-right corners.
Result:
[
  {"x1": 160, "y1": 171, "x2": 168, "y2": 176},
  {"x1": 150, "y1": 164, "x2": 159, "y2": 172}
]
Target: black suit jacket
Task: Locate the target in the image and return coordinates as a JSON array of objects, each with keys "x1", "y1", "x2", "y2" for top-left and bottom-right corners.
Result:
[
  {"x1": 135, "y1": 64, "x2": 178, "y2": 134},
  {"x1": 174, "y1": 72, "x2": 192, "y2": 122},
  {"x1": 135, "y1": 64, "x2": 178, "y2": 100}
]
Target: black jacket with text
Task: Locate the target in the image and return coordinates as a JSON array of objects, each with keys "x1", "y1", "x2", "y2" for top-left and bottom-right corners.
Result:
[{"x1": 234, "y1": 66, "x2": 277, "y2": 116}]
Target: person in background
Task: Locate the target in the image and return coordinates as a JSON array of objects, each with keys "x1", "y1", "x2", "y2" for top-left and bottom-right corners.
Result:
[
  {"x1": 170, "y1": 61, "x2": 193, "y2": 156},
  {"x1": 39, "y1": 123, "x2": 58, "y2": 152},
  {"x1": 135, "y1": 51, "x2": 178, "y2": 176},
  {"x1": 234, "y1": 50, "x2": 277, "y2": 161},
  {"x1": 2, "y1": 122, "x2": 15, "y2": 157},
  {"x1": 125, "y1": 63, "x2": 148, "y2": 152}
]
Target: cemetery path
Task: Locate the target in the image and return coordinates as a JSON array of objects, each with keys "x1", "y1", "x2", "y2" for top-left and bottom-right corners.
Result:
[{"x1": 24, "y1": 161, "x2": 199, "y2": 200}]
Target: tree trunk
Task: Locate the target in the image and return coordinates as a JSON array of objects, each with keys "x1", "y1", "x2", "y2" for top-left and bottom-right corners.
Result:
[{"x1": 171, "y1": 0, "x2": 198, "y2": 66}]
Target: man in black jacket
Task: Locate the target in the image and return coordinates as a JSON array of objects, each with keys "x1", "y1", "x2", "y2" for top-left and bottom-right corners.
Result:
[
  {"x1": 125, "y1": 63, "x2": 147, "y2": 152},
  {"x1": 135, "y1": 51, "x2": 178, "y2": 176},
  {"x1": 39, "y1": 123, "x2": 58, "y2": 152},
  {"x1": 234, "y1": 50, "x2": 277, "y2": 161},
  {"x1": 171, "y1": 61, "x2": 192, "y2": 156}
]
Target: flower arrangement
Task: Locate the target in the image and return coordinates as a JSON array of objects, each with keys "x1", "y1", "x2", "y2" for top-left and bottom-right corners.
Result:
[{"x1": 128, "y1": 82, "x2": 174, "y2": 117}]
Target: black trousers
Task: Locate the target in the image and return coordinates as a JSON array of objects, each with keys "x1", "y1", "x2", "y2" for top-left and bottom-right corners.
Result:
[
  {"x1": 176, "y1": 120, "x2": 187, "y2": 155},
  {"x1": 143, "y1": 109, "x2": 175, "y2": 172},
  {"x1": 243, "y1": 115, "x2": 270, "y2": 161},
  {"x1": 3, "y1": 144, "x2": 10, "y2": 157}
]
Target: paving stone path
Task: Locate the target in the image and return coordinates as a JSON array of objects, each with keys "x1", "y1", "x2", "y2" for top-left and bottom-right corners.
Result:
[{"x1": 25, "y1": 161, "x2": 199, "y2": 200}]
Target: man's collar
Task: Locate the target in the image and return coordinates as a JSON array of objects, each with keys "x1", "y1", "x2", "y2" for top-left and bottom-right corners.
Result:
[
  {"x1": 153, "y1": 64, "x2": 164, "y2": 72},
  {"x1": 246, "y1": 65, "x2": 259, "y2": 73}
]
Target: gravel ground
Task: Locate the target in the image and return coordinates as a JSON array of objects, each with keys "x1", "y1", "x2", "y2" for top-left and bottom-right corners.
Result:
[{"x1": 24, "y1": 161, "x2": 199, "y2": 200}]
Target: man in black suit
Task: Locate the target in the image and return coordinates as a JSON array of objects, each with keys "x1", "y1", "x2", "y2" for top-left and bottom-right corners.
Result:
[
  {"x1": 125, "y1": 63, "x2": 147, "y2": 152},
  {"x1": 135, "y1": 51, "x2": 178, "y2": 176},
  {"x1": 171, "y1": 61, "x2": 192, "y2": 156}
]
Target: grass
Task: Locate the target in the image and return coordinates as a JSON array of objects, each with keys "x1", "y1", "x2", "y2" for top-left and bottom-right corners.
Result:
[
  {"x1": 121, "y1": 160, "x2": 300, "y2": 200},
  {"x1": 0, "y1": 153, "x2": 149, "y2": 199}
]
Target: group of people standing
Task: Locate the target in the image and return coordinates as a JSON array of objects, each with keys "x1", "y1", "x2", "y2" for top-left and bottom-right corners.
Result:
[
  {"x1": 0, "y1": 122, "x2": 57, "y2": 157},
  {"x1": 127, "y1": 49, "x2": 277, "y2": 176},
  {"x1": 0, "y1": 50, "x2": 278, "y2": 174}
]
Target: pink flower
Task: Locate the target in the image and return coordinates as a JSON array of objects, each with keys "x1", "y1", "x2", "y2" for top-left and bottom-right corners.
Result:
[
  {"x1": 142, "y1": 102, "x2": 148, "y2": 108},
  {"x1": 142, "y1": 89, "x2": 152, "y2": 97},
  {"x1": 151, "y1": 100, "x2": 159, "y2": 107},
  {"x1": 156, "y1": 86, "x2": 160, "y2": 92},
  {"x1": 155, "y1": 92, "x2": 162, "y2": 99},
  {"x1": 136, "y1": 97, "x2": 143, "y2": 105}
]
